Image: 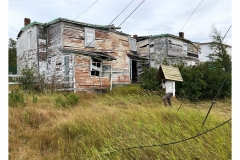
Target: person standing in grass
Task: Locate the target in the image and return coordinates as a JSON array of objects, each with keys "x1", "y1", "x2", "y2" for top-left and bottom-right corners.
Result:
[{"x1": 161, "y1": 79, "x2": 175, "y2": 107}]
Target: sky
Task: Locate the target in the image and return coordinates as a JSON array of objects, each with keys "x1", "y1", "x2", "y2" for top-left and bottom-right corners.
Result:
[
  {"x1": 8, "y1": 0, "x2": 232, "y2": 45},
  {"x1": 3, "y1": 0, "x2": 239, "y2": 159}
]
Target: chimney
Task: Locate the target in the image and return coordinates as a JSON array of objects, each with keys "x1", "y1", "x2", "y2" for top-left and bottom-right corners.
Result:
[
  {"x1": 179, "y1": 32, "x2": 184, "y2": 38},
  {"x1": 133, "y1": 34, "x2": 138, "y2": 39},
  {"x1": 24, "y1": 18, "x2": 31, "y2": 26}
]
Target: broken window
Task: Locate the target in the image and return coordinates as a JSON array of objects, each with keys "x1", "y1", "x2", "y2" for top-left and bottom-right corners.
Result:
[
  {"x1": 90, "y1": 58, "x2": 101, "y2": 76},
  {"x1": 85, "y1": 27, "x2": 95, "y2": 47},
  {"x1": 129, "y1": 37, "x2": 137, "y2": 51},
  {"x1": 150, "y1": 42, "x2": 154, "y2": 53}
]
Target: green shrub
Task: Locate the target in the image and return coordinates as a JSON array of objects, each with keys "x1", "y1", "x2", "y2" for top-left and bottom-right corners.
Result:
[
  {"x1": 9, "y1": 89, "x2": 25, "y2": 107},
  {"x1": 175, "y1": 62, "x2": 231, "y2": 101},
  {"x1": 140, "y1": 67, "x2": 161, "y2": 91},
  {"x1": 55, "y1": 96, "x2": 67, "y2": 107},
  {"x1": 65, "y1": 93, "x2": 80, "y2": 105},
  {"x1": 55, "y1": 93, "x2": 80, "y2": 107}
]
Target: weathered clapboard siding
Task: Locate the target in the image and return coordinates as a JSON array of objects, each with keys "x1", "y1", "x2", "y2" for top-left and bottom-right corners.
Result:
[
  {"x1": 17, "y1": 26, "x2": 39, "y2": 73},
  {"x1": 74, "y1": 54, "x2": 111, "y2": 89},
  {"x1": 61, "y1": 23, "x2": 131, "y2": 86},
  {"x1": 16, "y1": 18, "x2": 136, "y2": 92}
]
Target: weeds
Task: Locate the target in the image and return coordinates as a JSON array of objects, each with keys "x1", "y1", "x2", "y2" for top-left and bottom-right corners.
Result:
[
  {"x1": 8, "y1": 85, "x2": 231, "y2": 159},
  {"x1": 8, "y1": 89, "x2": 25, "y2": 107}
]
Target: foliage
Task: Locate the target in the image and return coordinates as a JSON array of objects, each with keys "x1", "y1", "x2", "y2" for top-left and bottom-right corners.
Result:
[
  {"x1": 8, "y1": 89, "x2": 25, "y2": 107},
  {"x1": 208, "y1": 24, "x2": 232, "y2": 72},
  {"x1": 140, "y1": 25, "x2": 232, "y2": 101},
  {"x1": 65, "y1": 93, "x2": 80, "y2": 105},
  {"x1": 140, "y1": 67, "x2": 161, "y2": 91},
  {"x1": 8, "y1": 38, "x2": 17, "y2": 66},
  {"x1": 55, "y1": 92, "x2": 80, "y2": 107},
  {"x1": 18, "y1": 66, "x2": 47, "y2": 93},
  {"x1": 9, "y1": 38, "x2": 17, "y2": 74},
  {"x1": 174, "y1": 62, "x2": 231, "y2": 101},
  {"x1": 9, "y1": 90, "x2": 231, "y2": 159}
]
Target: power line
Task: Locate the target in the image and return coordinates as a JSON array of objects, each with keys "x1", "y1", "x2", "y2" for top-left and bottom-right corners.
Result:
[
  {"x1": 177, "y1": 24, "x2": 232, "y2": 112},
  {"x1": 53, "y1": 0, "x2": 143, "y2": 71},
  {"x1": 179, "y1": 0, "x2": 203, "y2": 32},
  {"x1": 201, "y1": 67, "x2": 231, "y2": 127},
  {"x1": 37, "y1": 1, "x2": 135, "y2": 73},
  {"x1": 82, "y1": 0, "x2": 136, "y2": 51},
  {"x1": 95, "y1": 0, "x2": 145, "y2": 50},
  {"x1": 100, "y1": 118, "x2": 231, "y2": 155},
  {"x1": 38, "y1": 0, "x2": 140, "y2": 85},
  {"x1": 108, "y1": 0, "x2": 135, "y2": 25},
  {"x1": 73, "y1": 0, "x2": 99, "y2": 20}
]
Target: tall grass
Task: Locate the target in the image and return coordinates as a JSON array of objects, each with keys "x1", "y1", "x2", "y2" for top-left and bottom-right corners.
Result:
[{"x1": 9, "y1": 84, "x2": 231, "y2": 160}]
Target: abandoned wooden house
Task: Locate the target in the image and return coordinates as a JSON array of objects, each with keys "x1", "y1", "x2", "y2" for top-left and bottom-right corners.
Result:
[
  {"x1": 134, "y1": 32, "x2": 201, "y2": 69},
  {"x1": 16, "y1": 18, "x2": 148, "y2": 92}
]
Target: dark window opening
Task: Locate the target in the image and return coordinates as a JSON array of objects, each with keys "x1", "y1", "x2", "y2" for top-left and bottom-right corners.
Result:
[
  {"x1": 91, "y1": 58, "x2": 101, "y2": 76},
  {"x1": 187, "y1": 52, "x2": 198, "y2": 58},
  {"x1": 132, "y1": 60, "x2": 138, "y2": 82}
]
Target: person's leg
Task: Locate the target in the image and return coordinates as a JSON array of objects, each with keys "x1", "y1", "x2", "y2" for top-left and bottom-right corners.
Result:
[
  {"x1": 166, "y1": 93, "x2": 173, "y2": 106},
  {"x1": 163, "y1": 94, "x2": 168, "y2": 106}
]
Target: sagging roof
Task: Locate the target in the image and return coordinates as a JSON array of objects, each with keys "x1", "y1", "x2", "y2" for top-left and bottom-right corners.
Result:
[
  {"x1": 127, "y1": 54, "x2": 149, "y2": 61},
  {"x1": 150, "y1": 33, "x2": 201, "y2": 54},
  {"x1": 17, "y1": 17, "x2": 130, "y2": 38},
  {"x1": 155, "y1": 64, "x2": 183, "y2": 82},
  {"x1": 199, "y1": 42, "x2": 232, "y2": 48},
  {"x1": 61, "y1": 49, "x2": 116, "y2": 61}
]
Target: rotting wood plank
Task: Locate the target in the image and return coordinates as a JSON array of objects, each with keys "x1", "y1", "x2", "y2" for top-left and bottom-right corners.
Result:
[
  {"x1": 137, "y1": 39, "x2": 149, "y2": 48},
  {"x1": 155, "y1": 64, "x2": 183, "y2": 82}
]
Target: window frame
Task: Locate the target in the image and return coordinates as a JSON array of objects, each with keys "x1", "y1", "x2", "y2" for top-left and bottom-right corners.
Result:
[
  {"x1": 85, "y1": 27, "x2": 95, "y2": 48},
  {"x1": 90, "y1": 58, "x2": 102, "y2": 77}
]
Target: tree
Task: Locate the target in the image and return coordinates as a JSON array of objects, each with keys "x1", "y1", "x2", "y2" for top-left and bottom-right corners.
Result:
[
  {"x1": 208, "y1": 24, "x2": 232, "y2": 72},
  {"x1": 9, "y1": 38, "x2": 17, "y2": 74},
  {"x1": 8, "y1": 38, "x2": 17, "y2": 66}
]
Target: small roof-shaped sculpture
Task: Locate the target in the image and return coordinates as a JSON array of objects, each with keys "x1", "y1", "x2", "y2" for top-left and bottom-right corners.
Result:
[{"x1": 155, "y1": 64, "x2": 183, "y2": 82}]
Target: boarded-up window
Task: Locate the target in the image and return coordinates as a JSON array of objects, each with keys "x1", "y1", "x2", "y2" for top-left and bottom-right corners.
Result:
[
  {"x1": 90, "y1": 58, "x2": 101, "y2": 76},
  {"x1": 182, "y1": 43, "x2": 187, "y2": 55},
  {"x1": 28, "y1": 31, "x2": 32, "y2": 50},
  {"x1": 85, "y1": 27, "x2": 95, "y2": 47},
  {"x1": 129, "y1": 37, "x2": 137, "y2": 51}
]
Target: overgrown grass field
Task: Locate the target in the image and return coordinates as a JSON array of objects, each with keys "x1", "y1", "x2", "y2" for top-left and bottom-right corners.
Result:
[{"x1": 8, "y1": 84, "x2": 231, "y2": 160}]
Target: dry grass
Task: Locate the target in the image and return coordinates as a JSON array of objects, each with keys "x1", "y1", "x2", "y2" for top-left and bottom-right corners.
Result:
[{"x1": 8, "y1": 84, "x2": 231, "y2": 160}]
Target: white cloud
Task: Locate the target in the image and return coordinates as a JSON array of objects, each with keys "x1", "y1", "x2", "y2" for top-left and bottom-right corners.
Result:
[{"x1": 8, "y1": 0, "x2": 232, "y2": 45}]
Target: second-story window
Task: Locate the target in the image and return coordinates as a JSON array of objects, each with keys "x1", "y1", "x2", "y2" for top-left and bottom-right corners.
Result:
[
  {"x1": 129, "y1": 37, "x2": 137, "y2": 51},
  {"x1": 85, "y1": 27, "x2": 95, "y2": 48},
  {"x1": 28, "y1": 31, "x2": 32, "y2": 50},
  {"x1": 182, "y1": 43, "x2": 187, "y2": 55}
]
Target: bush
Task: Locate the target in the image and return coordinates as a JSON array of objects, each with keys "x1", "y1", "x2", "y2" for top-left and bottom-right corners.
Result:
[
  {"x1": 65, "y1": 93, "x2": 80, "y2": 105},
  {"x1": 55, "y1": 93, "x2": 80, "y2": 107},
  {"x1": 9, "y1": 89, "x2": 25, "y2": 107},
  {"x1": 140, "y1": 67, "x2": 161, "y2": 91},
  {"x1": 175, "y1": 62, "x2": 231, "y2": 101},
  {"x1": 18, "y1": 66, "x2": 46, "y2": 93}
]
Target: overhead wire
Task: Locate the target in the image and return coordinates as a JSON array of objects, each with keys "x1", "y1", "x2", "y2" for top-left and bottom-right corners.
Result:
[
  {"x1": 177, "y1": 24, "x2": 232, "y2": 111},
  {"x1": 179, "y1": 0, "x2": 203, "y2": 32},
  {"x1": 99, "y1": 118, "x2": 231, "y2": 155},
  {"x1": 38, "y1": 0, "x2": 135, "y2": 76},
  {"x1": 56, "y1": 0, "x2": 142, "y2": 70},
  {"x1": 94, "y1": 0, "x2": 145, "y2": 51},
  {"x1": 42, "y1": 0, "x2": 143, "y2": 87},
  {"x1": 73, "y1": 0, "x2": 99, "y2": 20},
  {"x1": 201, "y1": 67, "x2": 231, "y2": 127}
]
